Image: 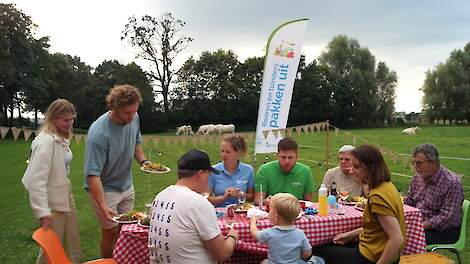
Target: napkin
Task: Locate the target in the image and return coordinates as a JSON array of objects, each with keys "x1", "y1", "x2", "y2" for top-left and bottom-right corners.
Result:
[{"x1": 247, "y1": 207, "x2": 269, "y2": 219}]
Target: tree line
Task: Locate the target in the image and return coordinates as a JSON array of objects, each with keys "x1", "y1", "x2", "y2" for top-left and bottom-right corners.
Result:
[
  {"x1": 422, "y1": 43, "x2": 470, "y2": 123},
  {"x1": 2, "y1": 3, "x2": 402, "y2": 133}
]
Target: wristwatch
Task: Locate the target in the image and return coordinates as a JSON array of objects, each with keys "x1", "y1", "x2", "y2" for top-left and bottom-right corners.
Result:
[{"x1": 140, "y1": 159, "x2": 149, "y2": 165}]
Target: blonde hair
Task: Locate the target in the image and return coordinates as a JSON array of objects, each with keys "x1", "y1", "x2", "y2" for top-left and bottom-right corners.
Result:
[
  {"x1": 270, "y1": 193, "x2": 300, "y2": 223},
  {"x1": 40, "y1": 99, "x2": 76, "y2": 139},
  {"x1": 222, "y1": 134, "x2": 248, "y2": 155},
  {"x1": 105, "y1": 84, "x2": 142, "y2": 110}
]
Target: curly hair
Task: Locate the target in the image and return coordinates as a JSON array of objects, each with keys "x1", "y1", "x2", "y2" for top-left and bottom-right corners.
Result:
[{"x1": 105, "y1": 84, "x2": 142, "y2": 110}]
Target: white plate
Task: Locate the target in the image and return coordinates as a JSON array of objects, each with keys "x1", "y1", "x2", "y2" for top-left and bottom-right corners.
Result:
[
  {"x1": 299, "y1": 200, "x2": 314, "y2": 207},
  {"x1": 354, "y1": 204, "x2": 365, "y2": 211},
  {"x1": 138, "y1": 220, "x2": 149, "y2": 228},
  {"x1": 297, "y1": 211, "x2": 305, "y2": 219},
  {"x1": 112, "y1": 216, "x2": 139, "y2": 224},
  {"x1": 338, "y1": 200, "x2": 358, "y2": 206},
  {"x1": 140, "y1": 166, "x2": 171, "y2": 174}
]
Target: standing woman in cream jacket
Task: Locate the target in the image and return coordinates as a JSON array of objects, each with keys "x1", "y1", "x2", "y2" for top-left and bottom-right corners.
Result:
[{"x1": 22, "y1": 99, "x2": 81, "y2": 264}]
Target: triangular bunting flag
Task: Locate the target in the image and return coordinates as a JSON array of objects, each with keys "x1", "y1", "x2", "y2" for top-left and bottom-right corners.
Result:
[
  {"x1": 180, "y1": 136, "x2": 188, "y2": 146},
  {"x1": 295, "y1": 126, "x2": 302, "y2": 136},
  {"x1": 152, "y1": 137, "x2": 160, "y2": 146},
  {"x1": 23, "y1": 129, "x2": 33, "y2": 141},
  {"x1": 75, "y1": 134, "x2": 83, "y2": 145},
  {"x1": 0, "y1": 126, "x2": 10, "y2": 139},
  {"x1": 272, "y1": 129, "x2": 280, "y2": 138},
  {"x1": 143, "y1": 135, "x2": 151, "y2": 146},
  {"x1": 314, "y1": 123, "x2": 321, "y2": 133},
  {"x1": 262, "y1": 130, "x2": 269, "y2": 140},
  {"x1": 163, "y1": 137, "x2": 172, "y2": 147},
  {"x1": 302, "y1": 125, "x2": 309, "y2": 134},
  {"x1": 352, "y1": 136, "x2": 357, "y2": 146},
  {"x1": 335, "y1": 127, "x2": 339, "y2": 136},
  {"x1": 287, "y1": 127, "x2": 293, "y2": 136},
  {"x1": 191, "y1": 137, "x2": 199, "y2": 146},
  {"x1": 12, "y1": 127, "x2": 21, "y2": 141},
  {"x1": 308, "y1": 124, "x2": 315, "y2": 133},
  {"x1": 198, "y1": 136, "x2": 206, "y2": 146}
]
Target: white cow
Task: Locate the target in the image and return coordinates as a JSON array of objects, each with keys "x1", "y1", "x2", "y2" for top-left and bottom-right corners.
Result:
[
  {"x1": 176, "y1": 125, "x2": 193, "y2": 135},
  {"x1": 196, "y1": 124, "x2": 215, "y2": 135},
  {"x1": 402, "y1": 126, "x2": 420, "y2": 135},
  {"x1": 218, "y1": 124, "x2": 235, "y2": 134}
]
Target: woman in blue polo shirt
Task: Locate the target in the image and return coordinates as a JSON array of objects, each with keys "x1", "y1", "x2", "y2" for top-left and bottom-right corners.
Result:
[{"x1": 208, "y1": 135, "x2": 255, "y2": 207}]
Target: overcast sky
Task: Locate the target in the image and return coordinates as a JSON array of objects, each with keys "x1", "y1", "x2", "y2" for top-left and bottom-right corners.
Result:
[{"x1": 7, "y1": 0, "x2": 470, "y2": 113}]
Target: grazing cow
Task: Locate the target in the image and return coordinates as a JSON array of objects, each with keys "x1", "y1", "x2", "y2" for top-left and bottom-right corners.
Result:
[
  {"x1": 196, "y1": 124, "x2": 215, "y2": 135},
  {"x1": 219, "y1": 124, "x2": 235, "y2": 134},
  {"x1": 402, "y1": 126, "x2": 420, "y2": 135},
  {"x1": 176, "y1": 125, "x2": 193, "y2": 135}
]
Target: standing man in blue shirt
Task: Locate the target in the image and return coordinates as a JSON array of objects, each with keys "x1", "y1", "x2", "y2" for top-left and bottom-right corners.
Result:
[{"x1": 84, "y1": 84, "x2": 150, "y2": 257}]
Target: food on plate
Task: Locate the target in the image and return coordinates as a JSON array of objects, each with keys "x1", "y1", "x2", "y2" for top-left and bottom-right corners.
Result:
[
  {"x1": 340, "y1": 195, "x2": 366, "y2": 203},
  {"x1": 354, "y1": 197, "x2": 368, "y2": 210},
  {"x1": 234, "y1": 202, "x2": 254, "y2": 212},
  {"x1": 117, "y1": 210, "x2": 147, "y2": 221},
  {"x1": 143, "y1": 161, "x2": 167, "y2": 172},
  {"x1": 139, "y1": 216, "x2": 150, "y2": 227}
]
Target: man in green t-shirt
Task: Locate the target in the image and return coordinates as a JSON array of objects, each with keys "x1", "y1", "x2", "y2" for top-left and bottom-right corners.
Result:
[{"x1": 254, "y1": 137, "x2": 315, "y2": 205}]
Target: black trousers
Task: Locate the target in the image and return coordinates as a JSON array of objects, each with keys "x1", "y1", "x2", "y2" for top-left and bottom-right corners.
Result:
[
  {"x1": 425, "y1": 226, "x2": 460, "y2": 245},
  {"x1": 315, "y1": 242, "x2": 400, "y2": 264}
]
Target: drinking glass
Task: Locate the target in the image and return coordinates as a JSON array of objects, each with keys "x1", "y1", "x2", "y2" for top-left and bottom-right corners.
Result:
[
  {"x1": 238, "y1": 191, "x2": 246, "y2": 204},
  {"x1": 339, "y1": 189, "x2": 350, "y2": 202}
]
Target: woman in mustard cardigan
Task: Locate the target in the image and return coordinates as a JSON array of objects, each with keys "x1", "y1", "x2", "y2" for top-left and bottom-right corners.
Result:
[{"x1": 316, "y1": 145, "x2": 405, "y2": 264}]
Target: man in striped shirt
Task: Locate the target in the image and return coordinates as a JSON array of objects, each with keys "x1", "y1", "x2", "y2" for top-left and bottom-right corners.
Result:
[{"x1": 404, "y1": 143, "x2": 464, "y2": 245}]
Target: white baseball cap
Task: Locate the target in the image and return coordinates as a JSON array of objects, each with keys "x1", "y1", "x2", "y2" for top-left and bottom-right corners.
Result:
[{"x1": 338, "y1": 145, "x2": 355, "y2": 153}]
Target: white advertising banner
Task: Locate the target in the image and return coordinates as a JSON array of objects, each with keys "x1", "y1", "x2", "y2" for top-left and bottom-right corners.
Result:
[{"x1": 254, "y1": 19, "x2": 309, "y2": 153}]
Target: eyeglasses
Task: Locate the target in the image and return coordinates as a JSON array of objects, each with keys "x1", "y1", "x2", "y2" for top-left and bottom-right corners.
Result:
[
  {"x1": 411, "y1": 160, "x2": 429, "y2": 166},
  {"x1": 339, "y1": 158, "x2": 351, "y2": 161}
]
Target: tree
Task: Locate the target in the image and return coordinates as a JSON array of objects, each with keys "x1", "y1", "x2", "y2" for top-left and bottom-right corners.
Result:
[
  {"x1": 290, "y1": 60, "x2": 333, "y2": 125},
  {"x1": 122, "y1": 13, "x2": 193, "y2": 113},
  {"x1": 22, "y1": 37, "x2": 52, "y2": 128},
  {"x1": 171, "y1": 50, "x2": 240, "y2": 124},
  {"x1": 422, "y1": 42, "x2": 470, "y2": 122},
  {"x1": 0, "y1": 3, "x2": 37, "y2": 126},
  {"x1": 319, "y1": 35, "x2": 383, "y2": 127},
  {"x1": 375, "y1": 62, "x2": 397, "y2": 125},
  {"x1": 92, "y1": 60, "x2": 158, "y2": 132}
]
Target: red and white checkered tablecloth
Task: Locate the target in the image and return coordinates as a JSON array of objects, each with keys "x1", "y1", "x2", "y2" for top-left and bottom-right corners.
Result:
[
  {"x1": 113, "y1": 224, "x2": 149, "y2": 264},
  {"x1": 112, "y1": 204, "x2": 426, "y2": 264}
]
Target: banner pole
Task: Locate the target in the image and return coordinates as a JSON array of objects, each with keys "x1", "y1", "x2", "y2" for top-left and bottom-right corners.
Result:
[{"x1": 325, "y1": 120, "x2": 330, "y2": 170}]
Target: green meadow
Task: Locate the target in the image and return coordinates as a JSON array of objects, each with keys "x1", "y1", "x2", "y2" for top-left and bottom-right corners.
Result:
[{"x1": 1, "y1": 126, "x2": 469, "y2": 263}]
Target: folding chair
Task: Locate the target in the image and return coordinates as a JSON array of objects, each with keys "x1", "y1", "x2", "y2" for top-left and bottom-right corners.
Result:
[
  {"x1": 426, "y1": 199, "x2": 469, "y2": 264},
  {"x1": 32, "y1": 228, "x2": 117, "y2": 264}
]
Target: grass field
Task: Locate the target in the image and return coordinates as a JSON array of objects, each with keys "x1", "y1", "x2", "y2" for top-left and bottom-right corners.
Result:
[{"x1": 1, "y1": 126, "x2": 469, "y2": 263}]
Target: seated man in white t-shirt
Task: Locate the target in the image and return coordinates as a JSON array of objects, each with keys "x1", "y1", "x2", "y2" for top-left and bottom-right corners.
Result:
[
  {"x1": 322, "y1": 145, "x2": 366, "y2": 197},
  {"x1": 148, "y1": 150, "x2": 238, "y2": 264}
]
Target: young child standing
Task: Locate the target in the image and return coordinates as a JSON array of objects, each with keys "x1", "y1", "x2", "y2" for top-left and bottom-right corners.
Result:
[{"x1": 250, "y1": 193, "x2": 324, "y2": 264}]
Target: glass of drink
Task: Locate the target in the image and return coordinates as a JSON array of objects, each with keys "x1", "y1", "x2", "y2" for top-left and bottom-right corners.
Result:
[
  {"x1": 339, "y1": 189, "x2": 350, "y2": 202},
  {"x1": 238, "y1": 191, "x2": 246, "y2": 204}
]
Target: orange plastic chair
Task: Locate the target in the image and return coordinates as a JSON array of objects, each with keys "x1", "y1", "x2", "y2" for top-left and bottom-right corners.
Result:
[{"x1": 32, "y1": 228, "x2": 117, "y2": 264}]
